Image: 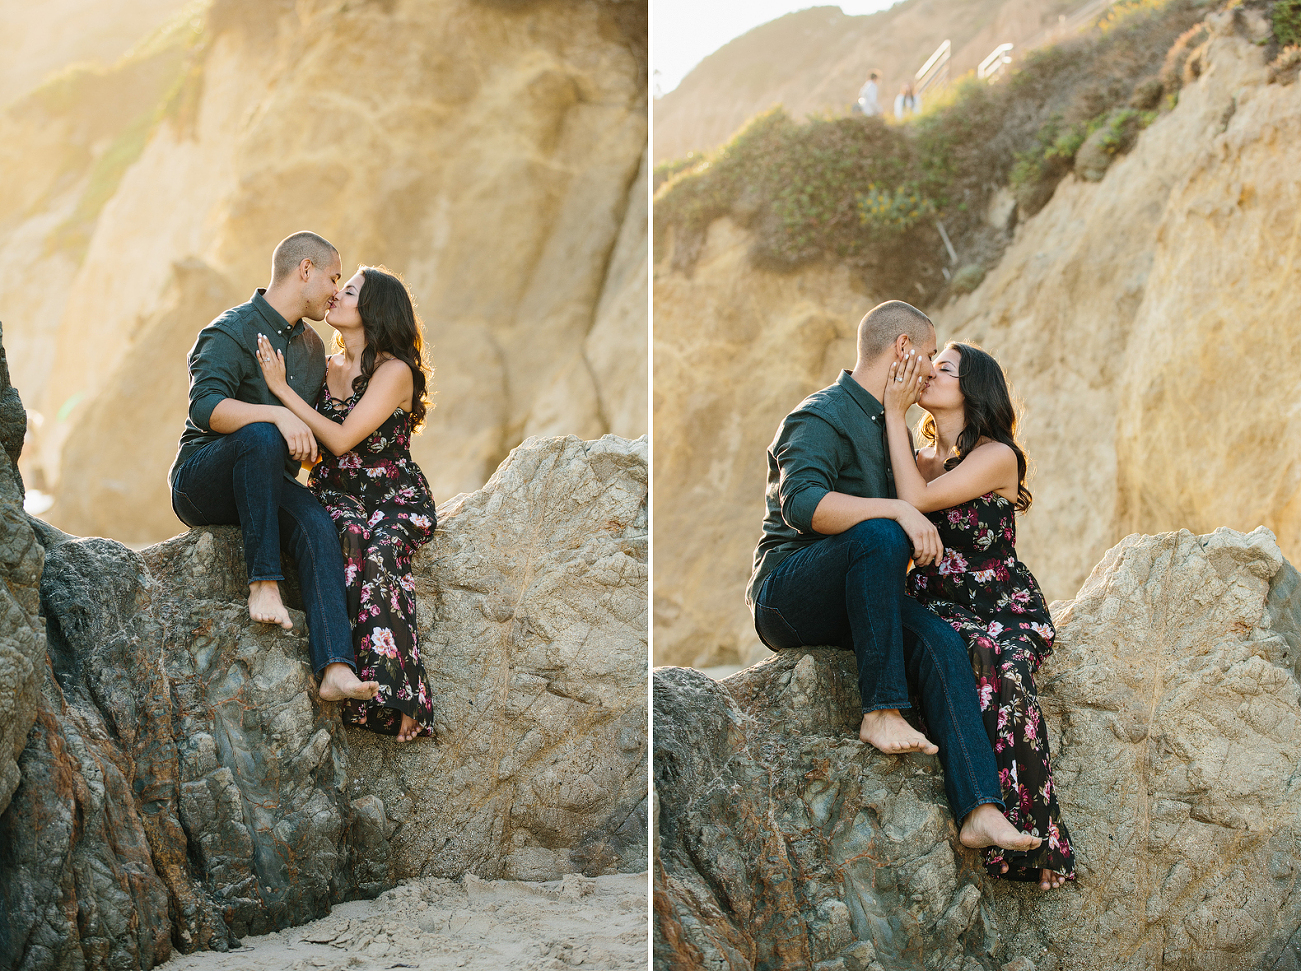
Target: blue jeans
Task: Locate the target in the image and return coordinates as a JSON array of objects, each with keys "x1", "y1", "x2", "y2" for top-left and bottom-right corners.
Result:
[
  {"x1": 754, "y1": 518, "x2": 1002, "y2": 822},
  {"x1": 171, "y1": 422, "x2": 355, "y2": 676}
]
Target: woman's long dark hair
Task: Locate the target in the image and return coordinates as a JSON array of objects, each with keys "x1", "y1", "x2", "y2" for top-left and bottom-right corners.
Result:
[
  {"x1": 344, "y1": 265, "x2": 431, "y2": 431},
  {"x1": 918, "y1": 341, "x2": 1033, "y2": 512}
]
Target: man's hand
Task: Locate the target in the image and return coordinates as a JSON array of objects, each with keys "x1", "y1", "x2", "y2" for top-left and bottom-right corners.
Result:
[
  {"x1": 893, "y1": 500, "x2": 942, "y2": 567},
  {"x1": 273, "y1": 408, "x2": 318, "y2": 464}
]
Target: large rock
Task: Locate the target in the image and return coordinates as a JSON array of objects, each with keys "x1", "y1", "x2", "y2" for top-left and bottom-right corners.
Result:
[
  {"x1": 0, "y1": 322, "x2": 42, "y2": 818},
  {"x1": 0, "y1": 0, "x2": 647, "y2": 544},
  {"x1": 654, "y1": 526, "x2": 1301, "y2": 971},
  {"x1": 0, "y1": 431, "x2": 647, "y2": 970},
  {"x1": 652, "y1": 16, "x2": 1301, "y2": 667}
]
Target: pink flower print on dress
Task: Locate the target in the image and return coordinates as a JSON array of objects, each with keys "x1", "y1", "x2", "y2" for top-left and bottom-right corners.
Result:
[
  {"x1": 977, "y1": 676, "x2": 995, "y2": 710},
  {"x1": 986, "y1": 620, "x2": 1004, "y2": 638},
  {"x1": 371, "y1": 627, "x2": 400, "y2": 659},
  {"x1": 366, "y1": 466, "x2": 387, "y2": 478},
  {"x1": 409, "y1": 514, "x2": 431, "y2": 530},
  {"x1": 937, "y1": 550, "x2": 968, "y2": 575},
  {"x1": 339, "y1": 452, "x2": 362, "y2": 470},
  {"x1": 368, "y1": 510, "x2": 385, "y2": 527}
]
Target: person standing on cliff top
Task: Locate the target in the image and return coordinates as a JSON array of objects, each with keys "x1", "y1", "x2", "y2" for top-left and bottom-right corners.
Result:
[
  {"x1": 168, "y1": 231, "x2": 379, "y2": 704},
  {"x1": 745, "y1": 299, "x2": 1040, "y2": 855},
  {"x1": 854, "y1": 70, "x2": 883, "y2": 116}
]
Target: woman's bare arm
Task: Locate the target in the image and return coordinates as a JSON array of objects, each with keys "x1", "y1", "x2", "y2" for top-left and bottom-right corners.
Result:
[{"x1": 257, "y1": 334, "x2": 412, "y2": 456}]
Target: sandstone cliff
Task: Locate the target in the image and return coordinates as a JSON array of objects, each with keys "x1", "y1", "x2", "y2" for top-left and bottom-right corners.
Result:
[
  {"x1": 654, "y1": 0, "x2": 1076, "y2": 164},
  {"x1": 655, "y1": 526, "x2": 1301, "y2": 971},
  {"x1": 0, "y1": 326, "x2": 646, "y2": 968},
  {"x1": 0, "y1": 0, "x2": 647, "y2": 545},
  {"x1": 652, "y1": 6, "x2": 1301, "y2": 668}
]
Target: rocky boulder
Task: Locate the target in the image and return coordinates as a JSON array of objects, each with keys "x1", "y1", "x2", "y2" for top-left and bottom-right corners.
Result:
[
  {"x1": 0, "y1": 431, "x2": 646, "y2": 970},
  {"x1": 654, "y1": 527, "x2": 1301, "y2": 971},
  {"x1": 0, "y1": 321, "x2": 42, "y2": 818}
]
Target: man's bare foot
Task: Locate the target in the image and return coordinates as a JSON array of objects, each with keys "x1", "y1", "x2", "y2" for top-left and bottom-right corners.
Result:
[
  {"x1": 859, "y1": 709, "x2": 939, "y2": 755},
  {"x1": 1039, "y1": 868, "x2": 1068, "y2": 890},
  {"x1": 396, "y1": 713, "x2": 423, "y2": 742},
  {"x1": 959, "y1": 804, "x2": 1042, "y2": 852},
  {"x1": 249, "y1": 580, "x2": 293, "y2": 629},
  {"x1": 318, "y1": 662, "x2": 380, "y2": 702}
]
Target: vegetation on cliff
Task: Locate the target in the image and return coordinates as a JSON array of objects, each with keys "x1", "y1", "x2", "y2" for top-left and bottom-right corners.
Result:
[
  {"x1": 9, "y1": 1, "x2": 210, "y2": 261},
  {"x1": 652, "y1": 0, "x2": 1288, "y2": 302}
]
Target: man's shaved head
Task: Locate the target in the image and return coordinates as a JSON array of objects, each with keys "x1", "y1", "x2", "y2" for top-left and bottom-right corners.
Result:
[
  {"x1": 271, "y1": 231, "x2": 339, "y2": 283},
  {"x1": 856, "y1": 300, "x2": 933, "y2": 362}
]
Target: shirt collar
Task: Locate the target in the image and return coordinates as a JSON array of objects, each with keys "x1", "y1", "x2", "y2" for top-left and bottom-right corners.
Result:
[
  {"x1": 252, "y1": 289, "x2": 302, "y2": 338},
  {"x1": 837, "y1": 369, "x2": 884, "y2": 422}
]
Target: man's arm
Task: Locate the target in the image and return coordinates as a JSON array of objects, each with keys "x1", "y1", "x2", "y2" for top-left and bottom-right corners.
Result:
[
  {"x1": 810, "y1": 492, "x2": 942, "y2": 566},
  {"x1": 776, "y1": 411, "x2": 942, "y2": 566},
  {"x1": 188, "y1": 326, "x2": 317, "y2": 463},
  {"x1": 209, "y1": 399, "x2": 317, "y2": 464}
]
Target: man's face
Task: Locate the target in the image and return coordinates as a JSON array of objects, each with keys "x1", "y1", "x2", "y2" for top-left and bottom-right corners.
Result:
[
  {"x1": 899, "y1": 327, "x2": 939, "y2": 391},
  {"x1": 302, "y1": 254, "x2": 342, "y2": 321}
]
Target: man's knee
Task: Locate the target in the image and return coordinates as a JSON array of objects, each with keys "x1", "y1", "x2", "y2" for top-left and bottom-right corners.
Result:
[
  {"x1": 231, "y1": 422, "x2": 289, "y2": 458},
  {"x1": 842, "y1": 517, "x2": 910, "y2": 564}
]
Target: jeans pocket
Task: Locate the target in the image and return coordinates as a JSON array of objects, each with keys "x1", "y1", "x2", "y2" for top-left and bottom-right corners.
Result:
[{"x1": 754, "y1": 602, "x2": 801, "y2": 651}]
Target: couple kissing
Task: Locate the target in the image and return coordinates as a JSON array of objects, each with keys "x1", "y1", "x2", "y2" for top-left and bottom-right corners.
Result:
[
  {"x1": 748, "y1": 300, "x2": 1075, "y2": 890},
  {"x1": 169, "y1": 231, "x2": 436, "y2": 743}
]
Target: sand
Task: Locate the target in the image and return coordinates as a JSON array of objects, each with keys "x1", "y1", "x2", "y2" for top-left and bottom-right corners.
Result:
[{"x1": 161, "y1": 872, "x2": 649, "y2": 971}]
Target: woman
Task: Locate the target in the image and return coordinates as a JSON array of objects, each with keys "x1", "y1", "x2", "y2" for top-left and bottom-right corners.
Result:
[
  {"x1": 256, "y1": 265, "x2": 436, "y2": 742},
  {"x1": 884, "y1": 342, "x2": 1075, "y2": 890}
]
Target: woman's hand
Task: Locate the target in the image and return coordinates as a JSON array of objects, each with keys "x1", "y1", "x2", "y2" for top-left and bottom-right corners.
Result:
[
  {"x1": 256, "y1": 334, "x2": 290, "y2": 397},
  {"x1": 884, "y1": 351, "x2": 924, "y2": 415}
]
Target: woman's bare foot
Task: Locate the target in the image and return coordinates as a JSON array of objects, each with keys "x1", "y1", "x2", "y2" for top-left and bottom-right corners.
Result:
[
  {"x1": 318, "y1": 662, "x2": 380, "y2": 701},
  {"x1": 859, "y1": 709, "x2": 939, "y2": 755},
  {"x1": 1039, "y1": 868, "x2": 1068, "y2": 890},
  {"x1": 249, "y1": 580, "x2": 293, "y2": 629},
  {"x1": 959, "y1": 804, "x2": 1042, "y2": 852},
  {"x1": 396, "y1": 713, "x2": 423, "y2": 742}
]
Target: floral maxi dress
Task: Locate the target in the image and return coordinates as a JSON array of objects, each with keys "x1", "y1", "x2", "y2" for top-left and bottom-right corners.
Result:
[
  {"x1": 308, "y1": 371, "x2": 437, "y2": 737},
  {"x1": 906, "y1": 492, "x2": 1076, "y2": 881}
]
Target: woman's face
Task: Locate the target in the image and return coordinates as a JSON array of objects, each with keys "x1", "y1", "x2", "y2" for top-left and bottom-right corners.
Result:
[
  {"x1": 325, "y1": 271, "x2": 365, "y2": 329},
  {"x1": 918, "y1": 347, "x2": 963, "y2": 412}
]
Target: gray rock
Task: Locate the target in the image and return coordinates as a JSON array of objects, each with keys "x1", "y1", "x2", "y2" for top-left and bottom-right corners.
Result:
[
  {"x1": 0, "y1": 422, "x2": 647, "y2": 969},
  {"x1": 0, "y1": 323, "x2": 41, "y2": 817},
  {"x1": 654, "y1": 527, "x2": 1301, "y2": 971}
]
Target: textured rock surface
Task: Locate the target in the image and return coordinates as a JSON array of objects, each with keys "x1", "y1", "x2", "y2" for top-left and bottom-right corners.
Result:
[
  {"x1": 652, "y1": 18, "x2": 1301, "y2": 667},
  {"x1": 0, "y1": 322, "x2": 42, "y2": 817},
  {"x1": 345, "y1": 434, "x2": 649, "y2": 883},
  {"x1": 0, "y1": 0, "x2": 647, "y2": 544},
  {"x1": 0, "y1": 432, "x2": 647, "y2": 969},
  {"x1": 654, "y1": 527, "x2": 1301, "y2": 971}
]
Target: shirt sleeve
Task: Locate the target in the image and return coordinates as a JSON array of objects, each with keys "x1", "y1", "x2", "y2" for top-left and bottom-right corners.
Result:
[
  {"x1": 188, "y1": 327, "x2": 246, "y2": 432},
  {"x1": 773, "y1": 411, "x2": 843, "y2": 534}
]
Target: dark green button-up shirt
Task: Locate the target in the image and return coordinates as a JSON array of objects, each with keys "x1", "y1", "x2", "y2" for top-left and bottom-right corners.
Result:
[
  {"x1": 169, "y1": 290, "x2": 327, "y2": 485},
  {"x1": 746, "y1": 369, "x2": 896, "y2": 607}
]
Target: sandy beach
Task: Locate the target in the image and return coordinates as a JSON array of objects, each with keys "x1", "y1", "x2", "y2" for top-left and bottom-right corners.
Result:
[{"x1": 161, "y1": 873, "x2": 648, "y2": 971}]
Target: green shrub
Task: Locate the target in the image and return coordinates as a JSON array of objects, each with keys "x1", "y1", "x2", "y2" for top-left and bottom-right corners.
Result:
[
  {"x1": 950, "y1": 264, "x2": 986, "y2": 294},
  {"x1": 654, "y1": 0, "x2": 1208, "y2": 300},
  {"x1": 857, "y1": 184, "x2": 937, "y2": 233},
  {"x1": 1276, "y1": 0, "x2": 1301, "y2": 46}
]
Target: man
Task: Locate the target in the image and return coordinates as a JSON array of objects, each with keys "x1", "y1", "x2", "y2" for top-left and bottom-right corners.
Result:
[
  {"x1": 855, "y1": 70, "x2": 882, "y2": 116},
  {"x1": 169, "y1": 231, "x2": 378, "y2": 703},
  {"x1": 746, "y1": 299, "x2": 1038, "y2": 853}
]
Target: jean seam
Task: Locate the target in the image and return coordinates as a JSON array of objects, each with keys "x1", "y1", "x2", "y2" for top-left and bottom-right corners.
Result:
[
  {"x1": 917, "y1": 623, "x2": 1002, "y2": 816},
  {"x1": 296, "y1": 509, "x2": 353, "y2": 674}
]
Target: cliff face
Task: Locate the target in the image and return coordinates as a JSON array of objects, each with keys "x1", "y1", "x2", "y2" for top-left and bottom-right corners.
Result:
[
  {"x1": 655, "y1": 527, "x2": 1301, "y2": 971},
  {"x1": 652, "y1": 15, "x2": 1301, "y2": 667},
  {"x1": 653, "y1": 0, "x2": 1074, "y2": 164},
  {"x1": 0, "y1": 0, "x2": 647, "y2": 545}
]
